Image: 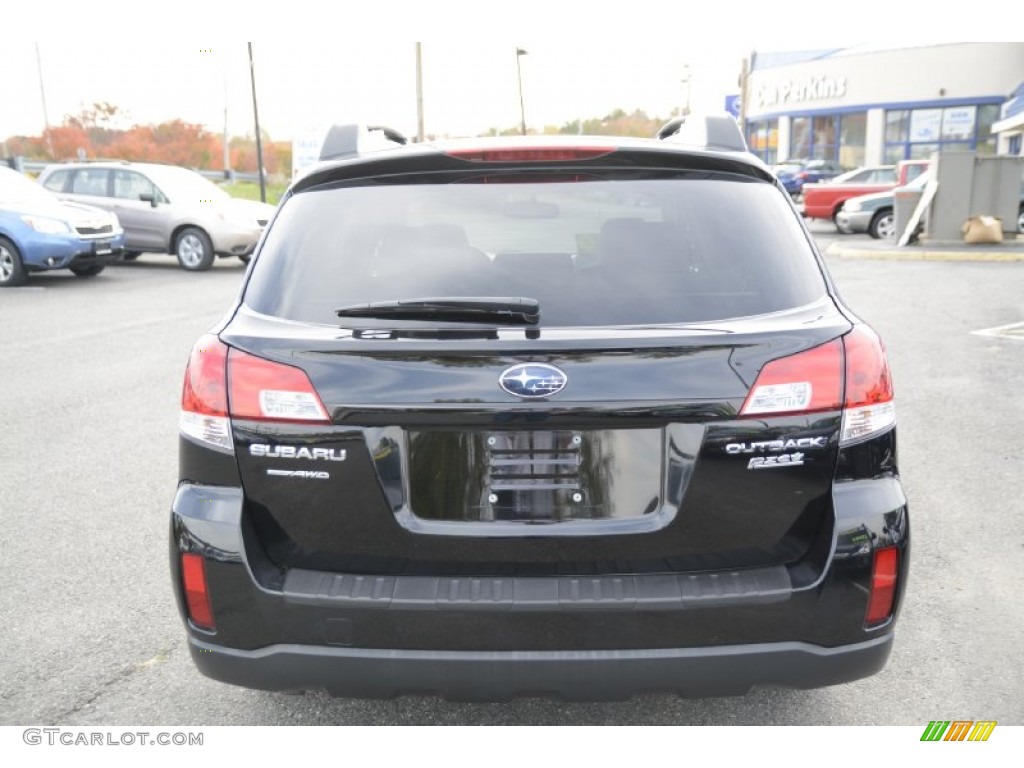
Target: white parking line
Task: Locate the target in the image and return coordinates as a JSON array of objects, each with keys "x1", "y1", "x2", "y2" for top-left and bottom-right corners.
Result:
[{"x1": 971, "y1": 321, "x2": 1024, "y2": 340}]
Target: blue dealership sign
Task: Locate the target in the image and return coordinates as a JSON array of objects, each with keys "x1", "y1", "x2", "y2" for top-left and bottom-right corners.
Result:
[{"x1": 724, "y1": 95, "x2": 741, "y2": 118}]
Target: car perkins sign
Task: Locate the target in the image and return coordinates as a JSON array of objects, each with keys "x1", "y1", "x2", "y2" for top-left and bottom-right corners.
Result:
[{"x1": 757, "y1": 75, "x2": 847, "y2": 108}]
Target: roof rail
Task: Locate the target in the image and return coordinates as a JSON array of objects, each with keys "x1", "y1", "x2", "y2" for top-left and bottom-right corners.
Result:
[
  {"x1": 656, "y1": 114, "x2": 747, "y2": 153},
  {"x1": 319, "y1": 124, "x2": 409, "y2": 161},
  {"x1": 67, "y1": 158, "x2": 132, "y2": 164}
]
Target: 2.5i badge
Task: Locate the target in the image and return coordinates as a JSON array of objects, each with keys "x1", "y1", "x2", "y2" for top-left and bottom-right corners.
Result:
[{"x1": 747, "y1": 453, "x2": 804, "y2": 470}]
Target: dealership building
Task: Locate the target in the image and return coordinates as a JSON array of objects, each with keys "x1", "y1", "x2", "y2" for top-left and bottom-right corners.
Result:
[{"x1": 743, "y1": 43, "x2": 1024, "y2": 168}]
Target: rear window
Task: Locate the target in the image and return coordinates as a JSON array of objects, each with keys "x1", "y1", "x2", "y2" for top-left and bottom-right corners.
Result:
[{"x1": 244, "y1": 173, "x2": 826, "y2": 327}]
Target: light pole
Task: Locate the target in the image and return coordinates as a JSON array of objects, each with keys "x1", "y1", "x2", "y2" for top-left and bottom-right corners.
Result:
[
  {"x1": 516, "y1": 48, "x2": 528, "y2": 136},
  {"x1": 35, "y1": 43, "x2": 54, "y2": 158},
  {"x1": 680, "y1": 63, "x2": 692, "y2": 118},
  {"x1": 247, "y1": 43, "x2": 266, "y2": 203}
]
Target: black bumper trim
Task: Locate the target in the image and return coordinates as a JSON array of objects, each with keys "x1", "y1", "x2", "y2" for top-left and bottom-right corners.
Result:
[
  {"x1": 283, "y1": 565, "x2": 792, "y2": 612},
  {"x1": 189, "y1": 634, "x2": 894, "y2": 701}
]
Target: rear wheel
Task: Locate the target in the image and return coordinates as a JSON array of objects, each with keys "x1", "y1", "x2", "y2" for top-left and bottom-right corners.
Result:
[
  {"x1": 70, "y1": 264, "x2": 106, "y2": 278},
  {"x1": 1017, "y1": 205, "x2": 1023, "y2": 234},
  {"x1": 0, "y1": 237, "x2": 27, "y2": 287},
  {"x1": 238, "y1": 253, "x2": 251, "y2": 264},
  {"x1": 175, "y1": 227, "x2": 215, "y2": 271},
  {"x1": 868, "y1": 209, "x2": 895, "y2": 240}
]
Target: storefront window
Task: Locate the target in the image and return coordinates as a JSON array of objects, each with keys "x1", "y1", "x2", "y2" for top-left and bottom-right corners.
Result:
[
  {"x1": 839, "y1": 112, "x2": 866, "y2": 168},
  {"x1": 885, "y1": 103, "x2": 1002, "y2": 160},
  {"x1": 976, "y1": 104, "x2": 1001, "y2": 155},
  {"x1": 886, "y1": 110, "x2": 909, "y2": 144},
  {"x1": 745, "y1": 119, "x2": 778, "y2": 164},
  {"x1": 784, "y1": 113, "x2": 864, "y2": 167},
  {"x1": 790, "y1": 117, "x2": 810, "y2": 159},
  {"x1": 811, "y1": 116, "x2": 837, "y2": 160}
]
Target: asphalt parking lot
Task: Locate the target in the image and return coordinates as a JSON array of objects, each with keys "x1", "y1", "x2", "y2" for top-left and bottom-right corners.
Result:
[{"x1": 1, "y1": 228, "x2": 1022, "y2": 726}]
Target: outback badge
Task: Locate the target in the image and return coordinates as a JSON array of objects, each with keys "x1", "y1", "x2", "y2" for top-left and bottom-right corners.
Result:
[{"x1": 499, "y1": 363, "x2": 568, "y2": 399}]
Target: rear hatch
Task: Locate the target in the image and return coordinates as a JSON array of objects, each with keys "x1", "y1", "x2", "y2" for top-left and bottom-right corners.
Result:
[{"x1": 227, "y1": 150, "x2": 849, "y2": 576}]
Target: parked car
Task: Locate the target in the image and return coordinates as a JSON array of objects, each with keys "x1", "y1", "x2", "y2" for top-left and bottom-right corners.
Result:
[
  {"x1": 801, "y1": 160, "x2": 929, "y2": 227},
  {"x1": 0, "y1": 167, "x2": 124, "y2": 287},
  {"x1": 171, "y1": 120, "x2": 908, "y2": 701},
  {"x1": 772, "y1": 158, "x2": 845, "y2": 196},
  {"x1": 836, "y1": 173, "x2": 930, "y2": 239},
  {"x1": 38, "y1": 161, "x2": 275, "y2": 271},
  {"x1": 838, "y1": 173, "x2": 1024, "y2": 239}
]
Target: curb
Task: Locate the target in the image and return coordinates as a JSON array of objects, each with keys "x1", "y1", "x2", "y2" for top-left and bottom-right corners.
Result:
[{"x1": 825, "y1": 243, "x2": 1024, "y2": 262}]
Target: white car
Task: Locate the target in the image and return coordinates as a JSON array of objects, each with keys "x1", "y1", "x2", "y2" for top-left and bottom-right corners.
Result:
[{"x1": 38, "y1": 161, "x2": 275, "y2": 271}]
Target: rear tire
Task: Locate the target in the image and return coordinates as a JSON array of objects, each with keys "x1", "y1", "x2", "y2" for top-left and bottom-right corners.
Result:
[
  {"x1": 868, "y1": 209, "x2": 895, "y2": 240},
  {"x1": 1017, "y1": 205, "x2": 1023, "y2": 235},
  {"x1": 0, "y1": 237, "x2": 28, "y2": 287},
  {"x1": 238, "y1": 253, "x2": 251, "y2": 264},
  {"x1": 175, "y1": 227, "x2": 215, "y2": 271},
  {"x1": 70, "y1": 264, "x2": 106, "y2": 278}
]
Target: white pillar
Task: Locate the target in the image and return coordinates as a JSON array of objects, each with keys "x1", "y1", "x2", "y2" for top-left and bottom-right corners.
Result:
[
  {"x1": 865, "y1": 108, "x2": 885, "y2": 166},
  {"x1": 777, "y1": 116, "x2": 791, "y2": 162}
]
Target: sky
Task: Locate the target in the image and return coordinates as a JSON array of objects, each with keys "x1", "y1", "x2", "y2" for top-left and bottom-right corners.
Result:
[
  {"x1": 0, "y1": 4, "x2": 1008, "y2": 147},
  {"x1": 0, "y1": 42, "x2": 751, "y2": 143}
]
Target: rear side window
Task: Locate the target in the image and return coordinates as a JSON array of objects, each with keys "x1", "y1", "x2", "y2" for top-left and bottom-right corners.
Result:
[
  {"x1": 70, "y1": 169, "x2": 110, "y2": 197},
  {"x1": 41, "y1": 169, "x2": 69, "y2": 192},
  {"x1": 245, "y1": 174, "x2": 826, "y2": 327}
]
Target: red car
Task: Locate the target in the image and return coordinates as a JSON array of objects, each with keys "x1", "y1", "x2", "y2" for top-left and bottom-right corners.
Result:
[{"x1": 801, "y1": 161, "x2": 929, "y2": 227}]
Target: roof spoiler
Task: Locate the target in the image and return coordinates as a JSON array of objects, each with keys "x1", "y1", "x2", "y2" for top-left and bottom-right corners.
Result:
[
  {"x1": 656, "y1": 113, "x2": 747, "y2": 153},
  {"x1": 319, "y1": 124, "x2": 409, "y2": 161}
]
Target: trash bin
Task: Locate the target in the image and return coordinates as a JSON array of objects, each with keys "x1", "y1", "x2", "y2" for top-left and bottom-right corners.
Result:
[{"x1": 893, "y1": 186, "x2": 924, "y2": 243}]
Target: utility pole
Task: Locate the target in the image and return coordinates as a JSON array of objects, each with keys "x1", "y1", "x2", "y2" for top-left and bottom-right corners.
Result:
[
  {"x1": 516, "y1": 48, "x2": 528, "y2": 136},
  {"x1": 35, "y1": 43, "x2": 54, "y2": 159},
  {"x1": 247, "y1": 43, "x2": 266, "y2": 203},
  {"x1": 223, "y1": 58, "x2": 230, "y2": 178},
  {"x1": 415, "y1": 43, "x2": 425, "y2": 143}
]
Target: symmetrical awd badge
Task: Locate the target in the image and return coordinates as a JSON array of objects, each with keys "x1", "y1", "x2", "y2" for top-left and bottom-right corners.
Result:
[{"x1": 499, "y1": 363, "x2": 568, "y2": 399}]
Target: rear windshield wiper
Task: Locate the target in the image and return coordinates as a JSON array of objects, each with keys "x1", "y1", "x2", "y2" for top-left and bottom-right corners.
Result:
[{"x1": 336, "y1": 297, "x2": 540, "y2": 325}]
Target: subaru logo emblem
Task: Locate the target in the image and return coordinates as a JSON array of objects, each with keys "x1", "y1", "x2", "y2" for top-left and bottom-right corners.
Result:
[{"x1": 499, "y1": 363, "x2": 568, "y2": 399}]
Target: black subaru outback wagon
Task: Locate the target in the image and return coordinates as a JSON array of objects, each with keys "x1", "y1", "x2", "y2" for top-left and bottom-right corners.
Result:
[{"x1": 171, "y1": 117, "x2": 908, "y2": 701}]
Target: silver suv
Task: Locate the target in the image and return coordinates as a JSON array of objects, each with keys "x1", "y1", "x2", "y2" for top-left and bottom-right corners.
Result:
[{"x1": 38, "y1": 161, "x2": 275, "y2": 271}]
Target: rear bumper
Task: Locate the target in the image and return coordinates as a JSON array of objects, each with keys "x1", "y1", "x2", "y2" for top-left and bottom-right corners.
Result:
[
  {"x1": 171, "y1": 463, "x2": 909, "y2": 700},
  {"x1": 188, "y1": 633, "x2": 894, "y2": 701}
]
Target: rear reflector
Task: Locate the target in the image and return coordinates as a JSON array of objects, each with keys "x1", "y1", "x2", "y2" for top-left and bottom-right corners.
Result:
[
  {"x1": 181, "y1": 553, "x2": 215, "y2": 631},
  {"x1": 739, "y1": 339, "x2": 843, "y2": 417},
  {"x1": 228, "y1": 347, "x2": 329, "y2": 423},
  {"x1": 865, "y1": 546, "x2": 899, "y2": 625},
  {"x1": 179, "y1": 335, "x2": 233, "y2": 452},
  {"x1": 447, "y1": 147, "x2": 615, "y2": 163}
]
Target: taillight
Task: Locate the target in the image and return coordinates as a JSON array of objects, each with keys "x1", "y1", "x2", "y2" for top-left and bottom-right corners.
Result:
[
  {"x1": 181, "y1": 553, "x2": 215, "y2": 631},
  {"x1": 841, "y1": 325, "x2": 895, "y2": 444},
  {"x1": 739, "y1": 339, "x2": 843, "y2": 417},
  {"x1": 227, "y1": 347, "x2": 329, "y2": 423},
  {"x1": 865, "y1": 546, "x2": 899, "y2": 625},
  {"x1": 447, "y1": 147, "x2": 615, "y2": 163},
  {"x1": 739, "y1": 326, "x2": 896, "y2": 445},
  {"x1": 180, "y1": 335, "x2": 233, "y2": 452},
  {"x1": 180, "y1": 337, "x2": 330, "y2": 451}
]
